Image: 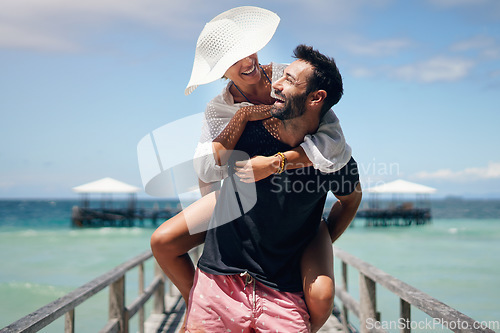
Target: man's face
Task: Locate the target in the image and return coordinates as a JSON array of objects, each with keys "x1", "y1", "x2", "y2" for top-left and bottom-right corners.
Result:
[
  {"x1": 271, "y1": 90, "x2": 308, "y2": 121},
  {"x1": 271, "y1": 60, "x2": 313, "y2": 121}
]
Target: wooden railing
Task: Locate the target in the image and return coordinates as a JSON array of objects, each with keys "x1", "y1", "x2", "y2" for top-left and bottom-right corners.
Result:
[
  {"x1": 3, "y1": 247, "x2": 496, "y2": 333},
  {"x1": 334, "y1": 247, "x2": 496, "y2": 333},
  {"x1": 0, "y1": 250, "x2": 165, "y2": 333}
]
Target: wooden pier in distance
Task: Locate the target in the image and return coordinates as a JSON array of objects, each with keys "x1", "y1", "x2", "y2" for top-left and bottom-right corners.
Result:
[
  {"x1": 356, "y1": 179, "x2": 436, "y2": 227},
  {"x1": 71, "y1": 177, "x2": 180, "y2": 227},
  {"x1": 71, "y1": 205, "x2": 179, "y2": 228},
  {"x1": 356, "y1": 206, "x2": 431, "y2": 227}
]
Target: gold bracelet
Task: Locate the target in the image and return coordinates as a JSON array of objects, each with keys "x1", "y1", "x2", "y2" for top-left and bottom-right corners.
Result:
[
  {"x1": 281, "y1": 152, "x2": 287, "y2": 172},
  {"x1": 274, "y1": 152, "x2": 287, "y2": 174}
]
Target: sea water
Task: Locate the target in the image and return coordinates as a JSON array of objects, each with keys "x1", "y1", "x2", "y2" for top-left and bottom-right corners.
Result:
[{"x1": 0, "y1": 199, "x2": 499, "y2": 332}]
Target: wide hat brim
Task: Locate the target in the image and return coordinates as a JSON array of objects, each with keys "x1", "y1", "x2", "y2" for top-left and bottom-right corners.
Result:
[{"x1": 185, "y1": 6, "x2": 280, "y2": 95}]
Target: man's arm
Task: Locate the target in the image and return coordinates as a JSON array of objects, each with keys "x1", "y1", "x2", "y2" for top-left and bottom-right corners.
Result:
[
  {"x1": 234, "y1": 146, "x2": 314, "y2": 182},
  {"x1": 326, "y1": 183, "x2": 362, "y2": 242}
]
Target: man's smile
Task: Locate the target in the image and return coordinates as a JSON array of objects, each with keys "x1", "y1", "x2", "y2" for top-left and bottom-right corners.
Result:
[{"x1": 273, "y1": 90, "x2": 286, "y2": 106}]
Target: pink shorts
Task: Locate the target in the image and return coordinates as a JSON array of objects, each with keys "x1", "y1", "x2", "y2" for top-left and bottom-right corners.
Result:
[{"x1": 185, "y1": 268, "x2": 310, "y2": 333}]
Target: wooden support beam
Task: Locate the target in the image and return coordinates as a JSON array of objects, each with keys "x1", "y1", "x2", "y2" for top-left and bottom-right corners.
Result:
[
  {"x1": 139, "y1": 263, "x2": 145, "y2": 333},
  {"x1": 64, "y1": 309, "x2": 74, "y2": 333},
  {"x1": 153, "y1": 261, "x2": 165, "y2": 314},
  {"x1": 340, "y1": 261, "x2": 350, "y2": 333},
  {"x1": 109, "y1": 277, "x2": 125, "y2": 333},
  {"x1": 400, "y1": 298, "x2": 411, "y2": 333},
  {"x1": 359, "y1": 273, "x2": 377, "y2": 333}
]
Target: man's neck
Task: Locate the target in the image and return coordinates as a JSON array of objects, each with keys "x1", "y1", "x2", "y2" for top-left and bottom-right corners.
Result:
[{"x1": 272, "y1": 113, "x2": 321, "y2": 147}]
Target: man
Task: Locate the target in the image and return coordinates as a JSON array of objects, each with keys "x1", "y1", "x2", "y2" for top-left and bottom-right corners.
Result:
[{"x1": 185, "y1": 45, "x2": 362, "y2": 332}]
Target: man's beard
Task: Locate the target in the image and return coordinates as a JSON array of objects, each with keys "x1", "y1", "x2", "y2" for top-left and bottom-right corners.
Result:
[{"x1": 271, "y1": 91, "x2": 308, "y2": 121}]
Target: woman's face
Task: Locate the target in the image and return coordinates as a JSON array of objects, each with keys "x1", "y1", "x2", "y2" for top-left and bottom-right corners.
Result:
[{"x1": 224, "y1": 53, "x2": 261, "y2": 86}]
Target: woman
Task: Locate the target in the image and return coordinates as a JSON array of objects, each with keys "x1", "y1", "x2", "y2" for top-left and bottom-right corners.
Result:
[{"x1": 151, "y1": 6, "x2": 351, "y2": 332}]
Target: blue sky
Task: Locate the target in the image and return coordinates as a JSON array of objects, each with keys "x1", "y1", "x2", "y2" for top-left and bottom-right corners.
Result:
[{"x1": 1, "y1": 0, "x2": 499, "y2": 199}]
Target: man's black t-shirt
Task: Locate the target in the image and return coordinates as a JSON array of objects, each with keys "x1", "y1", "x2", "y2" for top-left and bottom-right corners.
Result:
[{"x1": 198, "y1": 121, "x2": 359, "y2": 292}]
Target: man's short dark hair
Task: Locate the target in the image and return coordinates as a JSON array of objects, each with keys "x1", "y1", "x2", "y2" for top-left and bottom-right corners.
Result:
[{"x1": 293, "y1": 44, "x2": 343, "y2": 116}]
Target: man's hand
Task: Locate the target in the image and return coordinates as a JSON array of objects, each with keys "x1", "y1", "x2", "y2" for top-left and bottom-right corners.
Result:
[{"x1": 234, "y1": 155, "x2": 280, "y2": 183}]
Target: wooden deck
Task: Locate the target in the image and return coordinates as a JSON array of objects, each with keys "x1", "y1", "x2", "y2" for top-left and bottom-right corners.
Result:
[
  {"x1": 4, "y1": 248, "x2": 493, "y2": 333},
  {"x1": 145, "y1": 294, "x2": 186, "y2": 333},
  {"x1": 145, "y1": 291, "x2": 347, "y2": 333}
]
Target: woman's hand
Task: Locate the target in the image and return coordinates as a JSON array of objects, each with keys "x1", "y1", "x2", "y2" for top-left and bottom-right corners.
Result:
[
  {"x1": 238, "y1": 105, "x2": 273, "y2": 122},
  {"x1": 234, "y1": 155, "x2": 280, "y2": 183}
]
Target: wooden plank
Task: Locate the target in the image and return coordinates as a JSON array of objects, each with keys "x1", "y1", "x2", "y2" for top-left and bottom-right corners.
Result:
[
  {"x1": 138, "y1": 263, "x2": 145, "y2": 333},
  {"x1": 99, "y1": 319, "x2": 120, "y2": 333},
  {"x1": 2, "y1": 245, "x2": 494, "y2": 333},
  {"x1": 145, "y1": 292, "x2": 346, "y2": 333},
  {"x1": 359, "y1": 274, "x2": 377, "y2": 333},
  {"x1": 64, "y1": 309, "x2": 74, "y2": 333},
  {"x1": 400, "y1": 298, "x2": 411, "y2": 333},
  {"x1": 317, "y1": 314, "x2": 345, "y2": 332},
  {"x1": 145, "y1": 295, "x2": 185, "y2": 333},
  {"x1": 127, "y1": 276, "x2": 162, "y2": 317},
  {"x1": 341, "y1": 260, "x2": 350, "y2": 333},
  {"x1": 336, "y1": 288, "x2": 360, "y2": 318},
  {"x1": 333, "y1": 247, "x2": 495, "y2": 333},
  {"x1": 0, "y1": 251, "x2": 153, "y2": 333},
  {"x1": 153, "y1": 262, "x2": 165, "y2": 314},
  {"x1": 109, "y1": 277, "x2": 125, "y2": 333}
]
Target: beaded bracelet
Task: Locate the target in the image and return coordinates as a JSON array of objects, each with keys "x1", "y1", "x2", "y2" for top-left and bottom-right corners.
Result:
[{"x1": 274, "y1": 152, "x2": 287, "y2": 174}]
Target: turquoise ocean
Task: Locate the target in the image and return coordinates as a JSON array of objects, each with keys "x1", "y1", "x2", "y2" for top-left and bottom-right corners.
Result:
[{"x1": 0, "y1": 199, "x2": 499, "y2": 332}]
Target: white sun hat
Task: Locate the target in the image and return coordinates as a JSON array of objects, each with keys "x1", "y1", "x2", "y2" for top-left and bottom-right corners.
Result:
[{"x1": 185, "y1": 6, "x2": 280, "y2": 95}]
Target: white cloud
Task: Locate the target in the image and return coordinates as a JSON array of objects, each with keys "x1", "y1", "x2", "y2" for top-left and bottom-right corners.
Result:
[
  {"x1": 490, "y1": 69, "x2": 500, "y2": 78},
  {"x1": 274, "y1": 0, "x2": 394, "y2": 23},
  {"x1": 451, "y1": 35, "x2": 500, "y2": 59},
  {"x1": 350, "y1": 56, "x2": 476, "y2": 82},
  {"x1": 413, "y1": 162, "x2": 500, "y2": 181},
  {"x1": 392, "y1": 56, "x2": 475, "y2": 82},
  {"x1": 350, "y1": 67, "x2": 375, "y2": 78},
  {"x1": 427, "y1": 0, "x2": 489, "y2": 7},
  {"x1": 341, "y1": 36, "x2": 413, "y2": 57},
  {"x1": 0, "y1": 23, "x2": 80, "y2": 52},
  {"x1": 0, "y1": 0, "x2": 213, "y2": 52},
  {"x1": 451, "y1": 36, "x2": 494, "y2": 52},
  {"x1": 426, "y1": 0, "x2": 500, "y2": 19},
  {"x1": 0, "y1": 0, "x2": 399, "y2": 52}
]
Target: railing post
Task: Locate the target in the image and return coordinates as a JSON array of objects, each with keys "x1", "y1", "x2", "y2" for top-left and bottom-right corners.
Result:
[
  {"x1": 359, "y1": 273, "x2": 377, "y2": 333},
  {"x1": 64, "y1": 309, "x2": 74, "y2": 333},
  {"x1": 400, "y1": 298, "x2": 411, "y2": 333},
  {"x1": 153, "y1": 261, "x2": 165, "y2": 314},
  {"x1": 340, "y1": 261, "x2": 350, "y2": 333},
  {"x1": 109, "y1": 276, "x2": 126, "y2": 333},
  {"x1": 139, "y1": 263, "x2": 145, "y2": 333}
]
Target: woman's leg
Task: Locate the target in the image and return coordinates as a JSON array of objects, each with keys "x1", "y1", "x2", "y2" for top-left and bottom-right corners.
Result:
[
  {"x1": 150, "y1": 192, "x2": 217, "y2": 303},
  {"x1": 301, "y1": 221, "x2": 335, "y2": 333}
]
